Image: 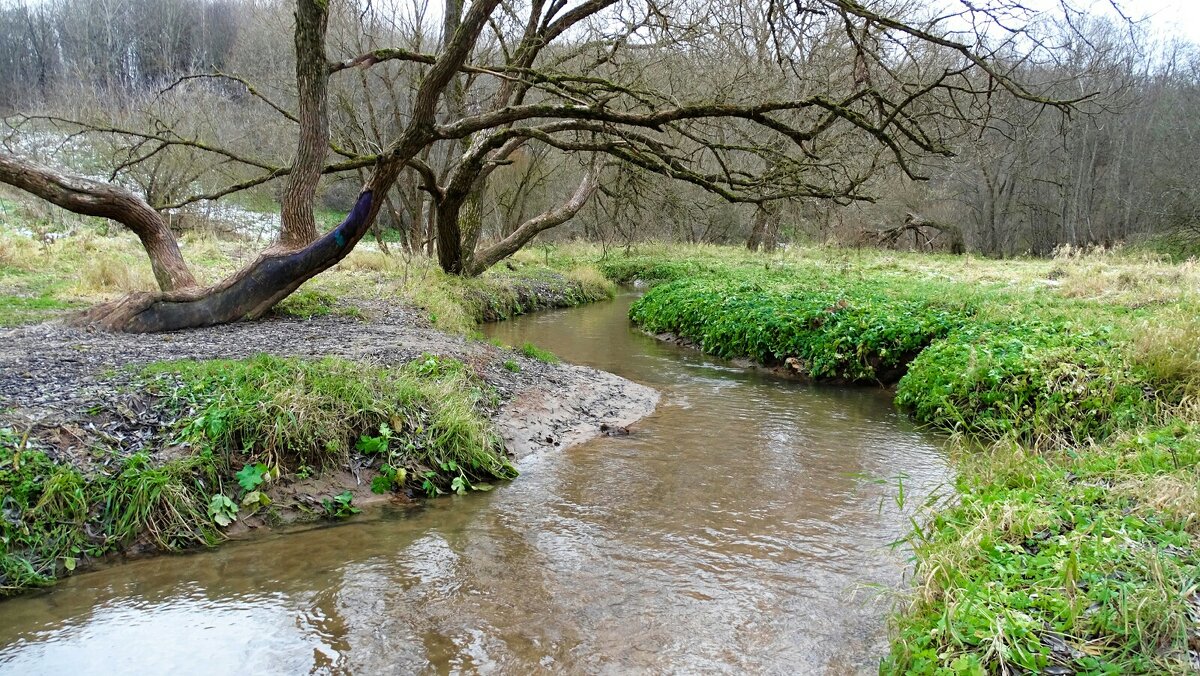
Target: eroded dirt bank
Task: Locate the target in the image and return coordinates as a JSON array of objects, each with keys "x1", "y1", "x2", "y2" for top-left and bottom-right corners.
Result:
[{"x1": 0, "y1": 301, "x2": 659, "y2": 553}]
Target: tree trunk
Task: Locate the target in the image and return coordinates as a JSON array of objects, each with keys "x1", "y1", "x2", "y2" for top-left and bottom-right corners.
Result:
[
  {"x1": 278, "y1": 0, "x2": 329, "y2": 248},
  {"x1": 747, "y1": 203, "x2": 779, "y2": 252},
  {"x1": 458, "y1": 189, "x2": 484, "y2": 267},
  {"x1": 77, "y1": 185, "x2": 386, "y2": 332},
  {"x1": 0, "y1": 151, "x2": 196, "y2": 292},
  {"x1": 2, "y1": 0, "x2": 502, "y2": 333},
  {"x1": 466, "y1": 159, "x2": 601, "y2": 276},
  {"x1": 435, "y1": 198, "x2": 467, "y2": 273}
]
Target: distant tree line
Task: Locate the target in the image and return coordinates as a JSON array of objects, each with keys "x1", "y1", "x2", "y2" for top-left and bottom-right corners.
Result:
[
  {"x1": 0, "y1": 0, "x2": 239, "y2": 104},
  {"x1": 0, "y1": 0, "x2": 1195, "y2": 261}
]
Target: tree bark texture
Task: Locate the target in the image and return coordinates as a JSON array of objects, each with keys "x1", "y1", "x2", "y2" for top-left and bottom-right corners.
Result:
[
  {"x1": 278, "y1": 0, "x2": 328, "y2": 248},
  {"x1": 77, "y1": 188, "x2": 381, "y2": 332},
  {"x1": 467, "y1": 160, "x2": 602, "y2": 275},
  {"x1": 747, "y1": 203, "x2": 780, "y2": 252},
  {"x1": 0, "y1": 150, "x2": 196, "y2": 291}
]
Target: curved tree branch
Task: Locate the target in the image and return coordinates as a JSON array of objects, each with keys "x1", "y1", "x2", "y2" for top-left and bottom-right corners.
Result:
[
  {"x1": 0, "y1": 150, "x2": 196, "y2": 291},
  {"x1": 467, "y1": 155, "x2": 603, "y2": 275}
]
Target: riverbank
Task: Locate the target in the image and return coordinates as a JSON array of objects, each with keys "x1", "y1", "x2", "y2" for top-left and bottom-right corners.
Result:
[
  {"x1": 0, "y1": 301, "x2": 658, "y2": 595},
  {"x1": 0, "y1": 223, "x2": 615, "y2": 332},
  {"x1": 4, "y1": 213, "x2": 1197, "y2": 667},
  {"x1": 568, "y1": 244, "x2": 1198, "y2": 673}
]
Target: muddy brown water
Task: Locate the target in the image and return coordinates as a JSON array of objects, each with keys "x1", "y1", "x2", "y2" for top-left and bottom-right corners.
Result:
[{"x1": 0, "y1": 294, "x2": 949, "y2": 675}]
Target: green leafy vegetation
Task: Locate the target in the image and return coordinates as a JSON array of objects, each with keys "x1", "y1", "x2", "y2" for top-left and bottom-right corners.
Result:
[
  {"x1": 321, "y1": 491, "x2": 360, "y2": 519},
  {"x1": 895, "y1": 321, "x2": 1152, "y2": 447},
  {"x1": 1, "y1": 432, "x2": 93, "y2": 592},
  {"x1": 141, "y1": 355, "x2": 514, "y2": 486},
  {"x1": 577, "y1": 245, "x2": 1198, "y2": 673},
  {"x1": 208, "y1": 494, "x2": 238, "y2": 527},
  {"x1": 1, "y1": 353, "x2": 518, "y2": 596},
  {"x1": 883, "y1": 426, "x2": 1199, "y2": 674},
  {"x1": 630, "y1": 276, "x2": 960, "y2": 382},
  {"x1": 0, "y1": 431, "x2": 221, "y2": 594}
]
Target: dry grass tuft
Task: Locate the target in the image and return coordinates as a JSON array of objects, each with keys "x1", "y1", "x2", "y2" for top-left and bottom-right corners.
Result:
[
  {"x1": 1132, "y1": 310, "x2": 1200, "y2": 401},
  {"x1": 566, "y1": 265, "x2": 615, "y2": 298},
  {"x1": 75, "y1": 256, "x2": 155, "y2": 294},
  {"x1": 338, "y1": 249, "x2": 396, "y2": 273},
  {"x1": 1114, "y1": 474, "x2": 1200, "y2": 531},
  {"x1": 0, "y1": 234, "x2": 40, "y2": 271}
]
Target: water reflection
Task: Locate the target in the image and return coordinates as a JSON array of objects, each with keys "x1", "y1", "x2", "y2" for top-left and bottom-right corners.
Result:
[{"x1": 0, "y1": 294, "x2": 949, "y2": 674}]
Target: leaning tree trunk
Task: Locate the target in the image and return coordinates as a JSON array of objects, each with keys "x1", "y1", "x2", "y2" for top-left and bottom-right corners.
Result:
[
  {"x1": 466, "y1": 159, "x2": 602, "y2": 276},
  {"x1": 75, "y1": 184, "x2": 390, "y2": 332},
  {"x1": 3, "y1": 0, "x2": 499, "y2": 332},
  {"x1": 0, "y1": 151, "x2": 196, "y2": 292}
]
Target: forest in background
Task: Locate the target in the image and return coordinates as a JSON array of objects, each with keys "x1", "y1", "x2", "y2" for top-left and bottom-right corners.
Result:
[{"x1": 1, "y1": 0, "x2": 1198, "y2": 258}]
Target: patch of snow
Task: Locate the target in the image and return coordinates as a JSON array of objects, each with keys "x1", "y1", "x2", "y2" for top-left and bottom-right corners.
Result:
[{"x1": 5, "y1": 127, "x2": 282, "y2": 240}]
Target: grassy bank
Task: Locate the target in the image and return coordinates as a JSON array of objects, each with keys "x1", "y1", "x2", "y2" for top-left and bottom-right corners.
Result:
[
  {"x1": 4, "y1": 205, "x2": 1196, "y2": 667},
  {"x1": 0, "y1": 205, "x2": 613, "y2": 596},
  {"x1": 572, "y1": 244, "x2": 1198, "y2": 673},
  {"x1": 0, "y1": 204, "x2": 613, "y2": 332},
  {"x1": 1, "y1": 354, "x2": 515, "y2": 595}
]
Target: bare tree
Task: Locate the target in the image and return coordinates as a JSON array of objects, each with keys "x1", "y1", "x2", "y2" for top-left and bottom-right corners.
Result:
[{"x1": 0, "y1": 0, "x2": 1111, "y2": 331}]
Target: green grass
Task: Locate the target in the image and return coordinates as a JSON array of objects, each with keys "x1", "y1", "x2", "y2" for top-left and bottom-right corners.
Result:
[
  {"x1": 100, "y1": 452, "x2": 219, "y2": 550},
  {"x1": 0, "y1": 354, "x2": 518, "y2": 596},
  {"x1": 0, "y1": 430, "x2": 219, "y2": 594},
  {"x1": 884, "y1": 425, "x2": 1199, "y2": 674},
  {"x1": 143, "y1": 354, "x2": 516, "y2": 492},
  {"x1": 519, "y1": 341, "x2": 560, "y2": 363},
  {"x1": 272, "y1": 289, "x2": 363, "y2": 320},
  {"x1": 566, "y1": 244, "x2": 1199, "y2": 673},
  {"x1": 0, "y1": 294, "x2": 80, "y2": 326}
]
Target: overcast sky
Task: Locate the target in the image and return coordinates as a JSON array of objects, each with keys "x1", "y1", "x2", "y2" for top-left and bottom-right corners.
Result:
[{"x1": 1082, "y1": 0, "x2": 1200, "y2": 43}]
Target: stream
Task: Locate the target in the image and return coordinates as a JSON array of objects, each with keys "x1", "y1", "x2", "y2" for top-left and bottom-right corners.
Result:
[{"x1": 0, "y1": 294, "x2": 949, "y2": 674}]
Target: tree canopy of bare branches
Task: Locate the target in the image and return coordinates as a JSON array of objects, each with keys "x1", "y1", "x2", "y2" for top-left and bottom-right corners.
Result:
[{"x1": 0, "y1": 0, "x2": 1124, "y2": 331}]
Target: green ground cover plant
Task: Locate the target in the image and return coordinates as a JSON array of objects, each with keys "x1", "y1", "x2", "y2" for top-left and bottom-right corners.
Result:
[
  {"x1": 563, "y1": 243, "x2": 1198, "y2": 673},
  {"x1": 143, "y1": 354, "x2": 516, "y2": 490},
  {"x1": 0, "y1": 354, "x2": 516, "y2": 596}
]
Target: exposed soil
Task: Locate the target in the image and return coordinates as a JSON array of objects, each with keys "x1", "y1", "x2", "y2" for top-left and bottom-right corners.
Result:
[{"x1": 0, "y1": 299, "x2": 660, "y2": 536}]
